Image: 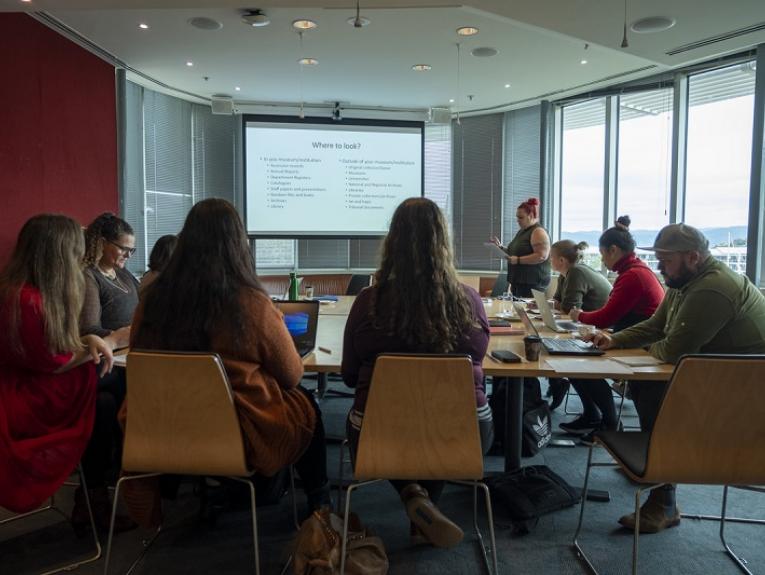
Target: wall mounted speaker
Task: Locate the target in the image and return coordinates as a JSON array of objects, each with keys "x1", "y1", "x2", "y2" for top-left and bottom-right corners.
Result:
[
  {"x1": 211, "y1": 96, "x2": 234, "y2": 115},
  {"x1": 429, "y1": 107, "x2": 452, "y2": 124}
]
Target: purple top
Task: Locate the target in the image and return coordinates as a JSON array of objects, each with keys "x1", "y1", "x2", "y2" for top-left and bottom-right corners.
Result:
[{"x1": 341, "y1": 284, "x2": 490, "y2": 413}]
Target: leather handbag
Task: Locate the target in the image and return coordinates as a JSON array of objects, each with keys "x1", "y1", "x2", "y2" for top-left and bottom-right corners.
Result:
[{"x1": 293, "y1": 507, "x2": 388, "y2": 575}]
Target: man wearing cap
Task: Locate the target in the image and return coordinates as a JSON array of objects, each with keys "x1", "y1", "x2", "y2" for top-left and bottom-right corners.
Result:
[{"x1": 591, "y1": 223, "x2": 765, "y2": 533}]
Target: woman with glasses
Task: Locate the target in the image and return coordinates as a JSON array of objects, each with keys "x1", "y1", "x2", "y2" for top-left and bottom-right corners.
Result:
[{"x1": 74, "y1": 212, "x2": 140, "y2": 533}]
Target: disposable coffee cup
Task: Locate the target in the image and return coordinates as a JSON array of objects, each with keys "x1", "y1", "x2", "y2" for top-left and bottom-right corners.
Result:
[
  {"x1": 523, "y1": 335, "x2": 542, "y2": 361},
  {"x1": 305, "y1": 285, "x2": 315, "y2": 299}
]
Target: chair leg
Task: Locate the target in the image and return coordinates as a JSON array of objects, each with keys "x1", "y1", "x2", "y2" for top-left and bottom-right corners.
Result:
[
  {"x1": 228, "y1": 477, "x2": 260, "y2": 575},
  {"x1": 450, "y1": 480, "x2": 499, "y2": 575},
  {"x1": 104, "y1": 473, "x2": 162, "y2": 575},
  {"x1": 632, "y1": 487, "x2": 642, "y2": 575},
  {"x1": 564, "y1": 386, "x2": 581, "y2": 415},
  {"x1": 572, "y1": 445, "x2": 600, "y2": 574},
  {"x1": 339, "y1": 479, "x2": 383, "y2": 575},
  {"x1": 336, "y1": 439, "x2": 348, "y2": 514},
  {"x1": 719, "y1": 485, "x2": 755, "y2": 575}
]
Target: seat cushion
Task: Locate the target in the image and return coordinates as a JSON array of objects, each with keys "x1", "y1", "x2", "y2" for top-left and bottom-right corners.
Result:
[{"x1": 596, "y1": 431, "x2": 650, "y2": 478}]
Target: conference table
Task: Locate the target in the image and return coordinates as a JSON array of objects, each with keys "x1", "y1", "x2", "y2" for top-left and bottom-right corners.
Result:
[{"x1": 304, "y1": 296, "x2": 675, "y2": 472}]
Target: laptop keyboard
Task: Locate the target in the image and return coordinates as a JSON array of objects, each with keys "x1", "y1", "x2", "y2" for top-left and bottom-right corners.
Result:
[{"x1": 541, "y1": 338, "x2": 599, "y2": 354}]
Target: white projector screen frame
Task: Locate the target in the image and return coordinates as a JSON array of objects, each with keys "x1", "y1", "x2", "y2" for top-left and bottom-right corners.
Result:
[{"x1": 243, "y1": 115, "x2": 424, "y2": 238}]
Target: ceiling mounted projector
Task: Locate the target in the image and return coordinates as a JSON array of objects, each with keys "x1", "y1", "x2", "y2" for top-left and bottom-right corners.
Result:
[{"x1": 242, "y1": 10, "x2": 270, "y2": 27}]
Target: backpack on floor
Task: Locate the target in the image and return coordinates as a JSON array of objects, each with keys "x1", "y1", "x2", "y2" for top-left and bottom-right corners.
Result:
[
  {"x1": 485, "y1": 465, "x2": 580, "y2": 534},
  {"x1": 489, "y1": 377, "x2": 552, "y2": 456}
]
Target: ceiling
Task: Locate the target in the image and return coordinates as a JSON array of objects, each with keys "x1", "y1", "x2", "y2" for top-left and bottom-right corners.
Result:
[{"x1": 3, "y1": 0, "x2": 764, "y2": 115}]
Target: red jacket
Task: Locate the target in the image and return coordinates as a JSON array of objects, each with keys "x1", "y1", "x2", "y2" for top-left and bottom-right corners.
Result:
[{"x1": 577, "y1": 254, "x2": 664, "y2": 329}]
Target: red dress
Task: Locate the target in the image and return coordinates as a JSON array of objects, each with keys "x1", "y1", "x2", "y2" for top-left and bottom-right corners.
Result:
[{"x1": 0, "y1": 285, "x2": 96, "y2": 513}]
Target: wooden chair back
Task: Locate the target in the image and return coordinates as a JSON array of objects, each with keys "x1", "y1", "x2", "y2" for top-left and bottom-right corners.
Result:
[
  {"x1": 354, "y1": 354, "x2": 484, "y2": 481},
  {"x1": 644, "y1": 354, "x2": 765, "y2": 485},
  {"x1": 123, "y1": 351, "x2": 250, "y2": 477}
]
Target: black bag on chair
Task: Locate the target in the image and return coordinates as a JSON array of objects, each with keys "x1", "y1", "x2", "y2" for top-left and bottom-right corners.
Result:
[{"x1": 489, "y1": 378, "x2": 551, "y2": 456}]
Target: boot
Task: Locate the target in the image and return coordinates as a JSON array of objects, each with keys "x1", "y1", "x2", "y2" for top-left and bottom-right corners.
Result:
[
  {"x1": 71, "y1": 486, "x2": 137, "y2": 537},
  {"x1": 618, "y1": 487, "x2": 680, "y2": 534},
  {"x1": 400, "y1": 483, "x2": 463, "y2": 549}
]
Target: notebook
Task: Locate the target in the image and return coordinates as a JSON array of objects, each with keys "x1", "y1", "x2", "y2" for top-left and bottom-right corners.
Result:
[
  {"x1": 274, "y1": 300, "x2": 319, "y2": 358},
  {"x1": 513, "y1": 303, "x2": 604, "y2": 356},
  {"x1": 531, "y1": 289, "x2": 579, "y2": 333}
]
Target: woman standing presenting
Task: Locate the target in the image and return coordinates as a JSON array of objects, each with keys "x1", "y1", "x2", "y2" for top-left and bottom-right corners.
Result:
[{"x1": 491, "y1": 197, "x2": 551, "y2": 297}]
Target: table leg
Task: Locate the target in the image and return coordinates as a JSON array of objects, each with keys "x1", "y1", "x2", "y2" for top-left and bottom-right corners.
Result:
[
  {"x1": 317, "y1": 373, "x2": 328, "y2": 400},
  {"x1": 505, "y1": 376, "x2": 524, "y2": 473}
]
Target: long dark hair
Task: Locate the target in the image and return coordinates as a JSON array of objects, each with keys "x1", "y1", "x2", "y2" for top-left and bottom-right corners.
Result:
[
  {"x1": 599, "y1": 215, "x2": 635, "y2": 253},
  {"x1": 147, "y1": 235, "x2": 178, "y2": 273},
  {"x1": 372, "y1": 197, "x2": 475, "y2": 352},
  {"x1": 83, "y1": 212, "x2": 134, "y2": 267},
  {"x1": 0, "y1": 214, "x2": 85, "y2": 354},
  {"x1": 133, "y1": 199, "x2": 265, "y2": 351}
]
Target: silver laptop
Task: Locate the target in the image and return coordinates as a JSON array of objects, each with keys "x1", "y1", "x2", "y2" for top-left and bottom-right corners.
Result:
[
  {"x1": 513, "y1": 303, "x2": 604, "y2": 356},
  {"x1": 274, "y1": 300, "x2": 319, "y2": 358},
  {"x1": 531, "y1": 289, "x2": 579, "y2": 333}
]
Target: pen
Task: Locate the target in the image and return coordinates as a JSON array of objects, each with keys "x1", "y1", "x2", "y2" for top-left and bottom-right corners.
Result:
[{"x1": 318, "y1": 346, "x2": 332, "y2": 354}]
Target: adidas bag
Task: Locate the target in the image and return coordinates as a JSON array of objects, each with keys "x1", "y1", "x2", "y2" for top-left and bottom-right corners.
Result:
[
  {"x1": 485, "y1": 465, "x2": 579, "y2": 534},
  {"x1": 521, "y1": 401, "x2": 552, "y2": 457}
]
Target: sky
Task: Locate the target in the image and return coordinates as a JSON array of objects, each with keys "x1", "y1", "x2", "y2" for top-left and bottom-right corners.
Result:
[{"x1": 560, "y1": 92, "x2": 755, "y2": 240}]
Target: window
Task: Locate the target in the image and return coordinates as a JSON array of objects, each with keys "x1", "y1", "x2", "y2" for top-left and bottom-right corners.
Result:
[
  {"x1": 617, "y1": 89, "x2": 673, "y2": 234},
  {"x1": 685, "y1": 62, "x2": 756, "y2": 274},
  {"x1": 559, "y1": 99, "x2": 606, "y2": 269}
]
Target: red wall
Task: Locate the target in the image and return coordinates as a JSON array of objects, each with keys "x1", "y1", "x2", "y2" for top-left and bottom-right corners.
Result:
[{"x1": 0, "y1": 13, "x2": 118, "y2": 265}]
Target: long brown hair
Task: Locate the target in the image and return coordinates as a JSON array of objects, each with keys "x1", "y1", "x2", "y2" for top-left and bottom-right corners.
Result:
[
  {"x1": 0, "y1": 214, "x2": 85, "y2": 354},
  {"x1": 372, "y1": 197, "x2": 475, "y2": 352},
  {"x1": 83, "y1": 212, "x2": 134, "y2": 267},
  {"x1": 133, "y1": 199, "x2": 265, "y2": 352}
]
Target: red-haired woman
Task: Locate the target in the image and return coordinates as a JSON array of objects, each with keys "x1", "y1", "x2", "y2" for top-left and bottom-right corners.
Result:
[{"x1": 490, "y1": 197, "x2": 551, "y2": 297}]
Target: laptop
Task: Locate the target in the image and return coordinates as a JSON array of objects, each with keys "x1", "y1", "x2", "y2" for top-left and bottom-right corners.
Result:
[
  {"x1": 274, "y1": 300, "x2": 319, "y2": 358},
  {"x1": 513, "y1": 303, "x2": 604, "y2": 356},
  {"x1": 531, "y1": 289, "x2": 580, "y2": 333}
]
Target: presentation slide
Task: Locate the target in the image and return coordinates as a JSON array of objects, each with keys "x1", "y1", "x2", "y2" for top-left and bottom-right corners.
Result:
[{"x1": 244, "y1": 117, "x2": 423, "y2": 237}]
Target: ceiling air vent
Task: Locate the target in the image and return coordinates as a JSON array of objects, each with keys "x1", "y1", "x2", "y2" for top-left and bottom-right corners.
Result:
[{"x1": 666, "y1": 21, "x2": 765, "y2": 56}]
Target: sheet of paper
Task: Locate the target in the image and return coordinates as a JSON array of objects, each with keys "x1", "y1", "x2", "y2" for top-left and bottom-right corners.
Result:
[
  {"x1": 483, "y1": 242, "x2": 509, "y2": 259},
  {"x1": 112, "y1": 354, "x2": 127, "y2": 367},
  {"x1": 610, "y1": 355, "x2": 666, "y2": 367},
  {"x1": 544, "y1": 357, "x2": 634, "y2": 375}
]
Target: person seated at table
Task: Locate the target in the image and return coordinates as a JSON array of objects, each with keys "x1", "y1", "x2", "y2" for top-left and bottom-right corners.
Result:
[
  {"x1": 76, "y1": 213, "x2": 139, "y2": 529},
  {"x1": 560, "y1": 216, "x2": 664, "y2": 439},
  {"x1": 342, "y1": 197, "x2": 491, "y2": 549},
  {"x1": 0, "y1": 214, "x2": 121, "y2": 527},
  {"x1": 140, "y1": 234, "x2": 177, "y2": 292},
  {"x1": 591, "y1": 223, "x2": 765, "y2": 534},
  {"x1": 128, "y1": 198, "x2": 329, "y2": 525},
  {"x1": 544, "y1": 238, "x2": 612, "y2": 411}
]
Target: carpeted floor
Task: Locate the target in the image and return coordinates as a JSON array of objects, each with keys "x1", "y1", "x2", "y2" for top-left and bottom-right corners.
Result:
[{"x1": 2, "y1": 377, "x2": 762, "y2": 574}]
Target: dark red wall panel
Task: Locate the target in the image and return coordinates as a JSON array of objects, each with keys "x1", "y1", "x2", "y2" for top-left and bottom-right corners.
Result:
[{"x1": 0, "y1": 13, "x2": 117, "y2": 265}]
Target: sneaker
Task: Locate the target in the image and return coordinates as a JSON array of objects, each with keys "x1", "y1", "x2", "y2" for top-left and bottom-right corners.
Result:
[
  {"x1": 400, "y1": 483, "x2": 463, "y2": 549},
  {"x1": 618, "y1": 497, "x2": 681, "y2": 533},
  {"x1": 559, "y1": 416, "x2": 601, "y2": 435},
  {"x1": 580, "y1": 421, "x2": 623, "y2": 446}
]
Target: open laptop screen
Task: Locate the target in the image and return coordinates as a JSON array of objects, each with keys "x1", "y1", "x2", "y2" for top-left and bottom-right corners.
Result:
[{"x1": 274, "y1": 300, "x2": 319, "y2": 357}]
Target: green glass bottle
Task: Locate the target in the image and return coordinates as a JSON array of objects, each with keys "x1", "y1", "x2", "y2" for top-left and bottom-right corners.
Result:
[{"x1": 288, "y1": 272, "x2": 299, "y2": 300}]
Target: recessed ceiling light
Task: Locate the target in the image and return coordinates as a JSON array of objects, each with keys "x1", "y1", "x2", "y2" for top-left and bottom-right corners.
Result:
[
  {"x1": 449, "y1": 98, "x2": 455, "y2": 103},
  {"x1": 298, "y1": 58, "x2": 319, "y2": 66},
  {"x1": 456, "y1": 26, "x2": 479, "y2": 36},
  {"x1": 189, "y1": 17, "x2": 223, "y2": 31},
  {"x1": 412, "y1": 64, "x2": 432, "y2": 71},
  {"x1": 471, "y1": 47, "x2": 498, "y2": 58},
  {"x1": 292, "y1": 19, "x2": 317, "y2": 31},
  {"x1": 235, "y1": 86, "x2": 241, "y2": 91},
  {"x1": 138, "y1": 23, "x2": 149, "y2": 30},
  {"x1": 20, "y1": 0, "x2": 32, "y2": 3},
  {"x1": 186, "y1": 61, "x2": 194, "y2": 67},
  {"x1": 504, "y1": 83, "x2": 511, "y2": 88},
  {"x1": 631, "y1": 16, "x2": 676, "y2": 33},
  {"x1": 580, "y1": 59, "x2": 588, "y2": 65}
]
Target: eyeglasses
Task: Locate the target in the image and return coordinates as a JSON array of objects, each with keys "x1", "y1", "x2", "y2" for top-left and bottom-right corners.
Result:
[{"x1": 107, "y1": 240, "x2": 136, "y2": 256}]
